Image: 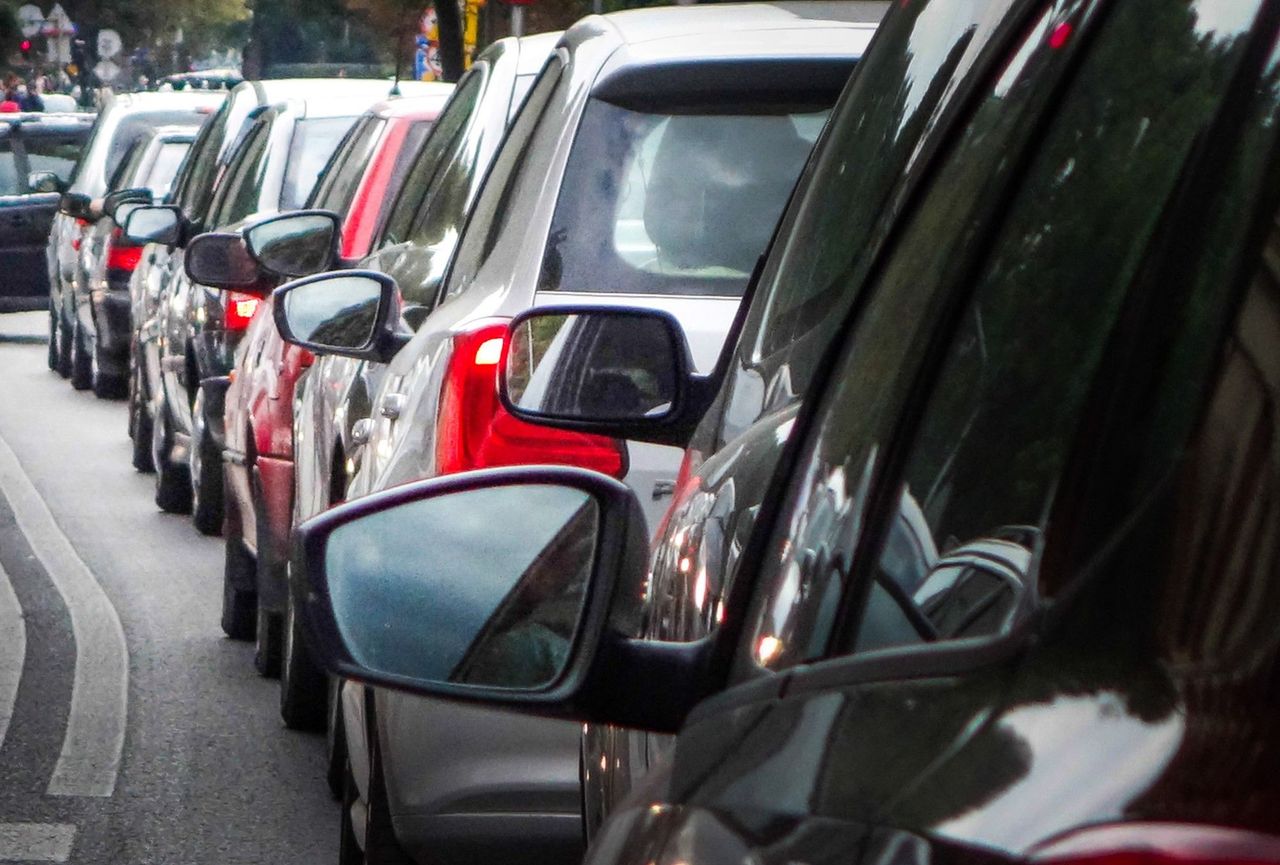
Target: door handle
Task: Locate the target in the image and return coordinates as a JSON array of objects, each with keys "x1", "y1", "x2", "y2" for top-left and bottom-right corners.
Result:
[{"x1": 380, "y1": 393, "x2": 406, "y2": 420}]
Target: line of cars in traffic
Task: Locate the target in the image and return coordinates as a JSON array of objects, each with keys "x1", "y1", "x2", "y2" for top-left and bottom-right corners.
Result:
[{"x1": 31, "y1": 0, "x2": 1280, "y2": 863}]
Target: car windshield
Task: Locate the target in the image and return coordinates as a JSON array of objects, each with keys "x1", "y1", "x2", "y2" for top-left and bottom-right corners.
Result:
[
  {"x1": 0, "y1": 139, "x2": 18, "y2": 194},
  {"x1": 537, "y1": 100, "x2": 829, "y2": 297},
  {"x1": 280, "y1": 116, "x2": 360, "y2": 211}
]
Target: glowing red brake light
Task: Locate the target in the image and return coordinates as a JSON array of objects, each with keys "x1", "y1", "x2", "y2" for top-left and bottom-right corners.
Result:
[
  {"x1": 1032, "y1": 824, "x2": 1280, "y2": 865},
  {"x1": 435, "y1": 321, "x2": 626, "y2": 478},
  {"x1": 106, "y1": 227, "x2": 143, "y2": 273},
  {"x1": 225, "y1": 292, "x2": 260, "y2": 331}
]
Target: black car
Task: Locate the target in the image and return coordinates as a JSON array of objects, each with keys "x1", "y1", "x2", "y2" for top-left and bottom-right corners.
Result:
[
  {"x1": 0, "y1": 112, "x2": 92, "y2": 312},
  {"x1": 296, "y1": 0, "x2": 1280, "y2": 861}
]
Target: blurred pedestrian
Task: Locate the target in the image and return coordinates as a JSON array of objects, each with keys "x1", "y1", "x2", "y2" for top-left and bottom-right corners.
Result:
[{"x1": 18, "y1": 81, "x2": 43, "y2": 111}]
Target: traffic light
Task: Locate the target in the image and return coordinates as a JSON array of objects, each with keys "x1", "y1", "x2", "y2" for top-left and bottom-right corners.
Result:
[{"x1": 19, "y1": 39, "x2": 31, "y2": 61}]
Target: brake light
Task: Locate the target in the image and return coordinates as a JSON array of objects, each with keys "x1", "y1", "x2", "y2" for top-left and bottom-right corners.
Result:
[
  {"x1": 225, "y1": 292, "x2": 260, "y2": 331},
  {"x1": 71, "y1": 217, "x2": 88, "y2": 251},
  {"x1": 1031, "y1": 824, "x2": 1280, "y2": 865},
  {"x1": 434, "y1": 321, "x2": 625, "y2": 478},
  {"x1": 106, "y1": 227, "x2": 143, "y2": 273}
]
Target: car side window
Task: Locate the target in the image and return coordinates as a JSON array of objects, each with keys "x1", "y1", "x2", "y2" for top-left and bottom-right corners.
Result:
[
  {"x1": 310, "y1": 116, "x2": 384, "y2": 214},
  {"x1": 713, "y1": 0, "x2": 1023, "y2": 448},
  {"x1": 737, "y1": 0, "x2": 1267, "y2": 677},
  {"x1": 440, "y1": 53, "x2": 565, "y2": 301},
  {"x1": 378, "y1": 67, "x2": 487, "y2": 249},
  {"x1": 175, "y1": 101, "x2": 232, "y2": 226},
  {"x1": 22, "y1": 134, "x2": 83, "y2": 187},
  {"x1": 210, "y1": 119, "x2": 272, "y2": 227}
]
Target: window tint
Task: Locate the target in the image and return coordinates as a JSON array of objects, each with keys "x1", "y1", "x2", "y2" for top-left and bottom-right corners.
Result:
[
  {"x1": 442, "y1": 55, "x2": 564, "y2": 301},
  {"x1": 175, "y1": 100, "x2": 232, "y2": 224},
  {"x1": 715, "y1": 0, "x2": 1022, "y2": 447},
  {"x1": 23, "y1": 134, "x2": 83, "y2": 184},
  {"x1": 378, "y1": 67, "x2": 486, "y2": 249},
  {"x1": 281, "y1": 116, "x2": 359, "y2": 211},
  {"x1": 210, "y1": 121, "x2": 271, "y2": 226},
  {"x1": 103, "y1": 110, "x2": 209, "y2": 189},
  {"x1": 538, "y1": 102, "x2": 827, "y2": 298},
  {"x1": 0, "y1": 139, "x2": 18, "y2": 194},
  {"x1": 145, "y1": 141, "x2": 192, "y2": 199},
  {"x1": 109, "y1": 139, "x2": 146, "y2": 190},
  {"x1": 740, "y1": 0, "x2": 1265, "y2": 676},
  {"x1": 311, "y1": 116, "x2": 384, "y2": 214}
]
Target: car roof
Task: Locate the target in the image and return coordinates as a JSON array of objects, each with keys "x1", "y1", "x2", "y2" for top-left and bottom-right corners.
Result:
[
  {"x1": 586, "y1": 1, "x2": 888, "y2": 45},
  {"x1": 0, "y1": 112, "x2": 94, "y2": 136},
  {"x1": 369, "y1": 86, "x2": 457, "y2": 120},
  {"x1": 101, "y1": 89, "x2": 225, "y2": 113}
]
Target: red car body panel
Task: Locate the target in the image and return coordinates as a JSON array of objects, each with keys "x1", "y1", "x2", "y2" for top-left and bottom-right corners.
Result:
[{"x1": 223, "y1": 96, "x2": 449, "y2": 573}]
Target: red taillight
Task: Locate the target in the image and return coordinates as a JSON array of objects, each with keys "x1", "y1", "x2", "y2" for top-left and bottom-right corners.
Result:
[
  {"x1": 71, "y1": 217, "x2": 88, "y2": 251},
  {"x1": 225, "y1": 292, "x2": 260, "y2": 331},
  {"x1": 106, "y1": 227, "x2": 143, "y2": 273},
  {"x1": 1032, "y1": 824, "x2": 1280, "y2": 865},
  {"x1": 434, "y1": 321, "x2": 625, "y2": 478}
]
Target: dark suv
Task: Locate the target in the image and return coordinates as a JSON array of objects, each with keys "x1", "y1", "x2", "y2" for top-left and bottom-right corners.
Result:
[
  {"x1": 0, "y1": 112, "x2": 92, "y2": 312},
  {"x1": 295, "y1": 0, "x2": 1280, "y2": 860}
]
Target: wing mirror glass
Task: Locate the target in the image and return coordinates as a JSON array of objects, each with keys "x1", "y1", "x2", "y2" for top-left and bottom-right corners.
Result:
[
  {"x1": 123, "y1": 205, "x2": 182, "y2": 246},
  {"x1": 245, "y1": 210, "x2": 341, "y2": 278},
  {"x1": 273, "y1": 270, "x2": 405, "y2": 361},
  {"x1": 103, "y1": 187, "x2": 151, "y2": 220},
  {"x1": 29, "y1": 170, "x2": 64, "y2": 194},
  {"x1": 185, "y1": 232, "x2": 262, "y2": 290},
  {"x1": 59, "y1": 191, "x2": 91, "y2": 219},
  {"x1": 293, "y1": 466, "x2": 679, "y2": 726},
  {"x1": 114, "y1": 201, "x2": 146, "y2": 229},
  {"x1": 500, "y1": 307, "x2": 712, "y2": 448}
]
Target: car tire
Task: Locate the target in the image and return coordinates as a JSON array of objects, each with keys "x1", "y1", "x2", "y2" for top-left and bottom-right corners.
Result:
[
  {"x1": 47, "y1": 303, "x2": 59, "y2": 371},
  {"x1": 91, "y1": 342, "x2": 126, "y2": 399},
  {"x1": 326, "y1": 681, "x2": 347, "y2": 800},
  {"x1": 69, "y1": 318, "x2": 91, "y2": 390},
  {"x1": 222, "y1": 529, "x2": 256, "y2": 640},
  {"x1": 190, "y1": 386, "x2": 224, "y2": 536},
  {"x1": 279, "y1": 586, "x2": 327, "y2": 730},
  {"x1": 55, "y1": 309, "x2": 72, "y2": 378},
  {"x1": 151, "y1": 401, "x2": 193, "y2": 513},
  {"x1": 254, "y1": 606, "x2": 282, "y2": 678},
  {"x1": 128, "y1": 348, "x2": 155, "y2": 472}
]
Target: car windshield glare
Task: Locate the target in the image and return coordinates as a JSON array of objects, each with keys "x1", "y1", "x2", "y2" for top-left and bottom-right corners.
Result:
[{"x1": 537, "y1": 100, "x2": 830, "y2": 298}]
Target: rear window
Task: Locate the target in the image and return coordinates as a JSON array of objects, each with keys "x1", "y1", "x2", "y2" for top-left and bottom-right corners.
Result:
[
  {"x1": 537, "y1": 100, "x2": 828, "y2": 298},
  {"x1": 280, "y1": 116, "x2": 359, "y2": 211}
]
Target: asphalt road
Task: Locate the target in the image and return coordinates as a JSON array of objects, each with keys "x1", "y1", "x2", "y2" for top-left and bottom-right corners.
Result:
[{"x1": 0, "y1": 311, "x2": 337, "y2": 864}]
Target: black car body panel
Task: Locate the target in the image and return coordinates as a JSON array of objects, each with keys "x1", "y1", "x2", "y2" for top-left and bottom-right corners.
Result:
[{"x1": 0, "y1": 113, "x2": 92, "y2": 311}]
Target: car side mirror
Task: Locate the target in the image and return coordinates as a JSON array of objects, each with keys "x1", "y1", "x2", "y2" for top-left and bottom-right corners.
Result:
[
  {"x1": 273, "y1": 270, "x2": 409, "y2": 362},
  {"x1": 294, "y1": 465, "x2": 701, "y2": 731},
  {"x1": 29, "y1": 170, "x2": 64, "y2": 194},
  {"x1": 103, "y1": 187, "x2": 152, "y2": 220},
  {"x1": 59, "y1": 191, "x2": 92, "y2": 219},
  {"x1": 123, "y1": 205, "x2": 182, "y2": 246},
  {"x1": 185, "y1": 232, "x2": 265, "y2": 291},
  {"x1": 244, "y1": 209, "x2": 342, "y2": 278},
  {"x1": 500, "y1": 306, "x2": 717, "y2": 449}
]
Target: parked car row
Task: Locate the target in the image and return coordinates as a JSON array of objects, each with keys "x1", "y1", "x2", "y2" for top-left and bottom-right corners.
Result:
[{"x1": 37, "y1": 0, "x2": 1280, "y2": 863}]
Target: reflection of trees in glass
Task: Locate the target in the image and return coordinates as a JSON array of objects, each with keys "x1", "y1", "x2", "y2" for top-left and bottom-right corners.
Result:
[
  {"x1": 308, "y1": 299, "x2": 380, "y2": 348},
  {"x1": 451, "y1": 499, "x2": 597, "y2": 688}
]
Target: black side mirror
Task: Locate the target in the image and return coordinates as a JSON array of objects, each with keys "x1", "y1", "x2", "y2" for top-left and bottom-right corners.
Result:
[
  {"x1": 273, "y1": 270, "x2": 409, "y2": 362},
  {"x1": 294, "y1": 465, "x2": 701, "y2": 731},
  {"x1": 59, "y1": 191, "x2": 92, "y2": 219},
  {"x1": 244, "y1": 210, "x2": 342, "y2": 278},
  {"x1": 103, "y1": 187, "x2": 152, "y2": 221},
  {"x1": 29, "y1": 170, "x2": 64, "y2": 194},
  {"x1": 500, "y1": 306, "x2": 717, "y2": 449},
  {"x1": 123, "y1": 205, "x2": 183, "y2": 247},
  {"x1": 185, "y1": 232, "x2": 265, "y2": 291}
]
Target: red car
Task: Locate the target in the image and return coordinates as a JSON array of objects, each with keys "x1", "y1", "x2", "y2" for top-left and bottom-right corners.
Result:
[{"x1": 219, "y1": 91, "x2": 452, "y2": 729}]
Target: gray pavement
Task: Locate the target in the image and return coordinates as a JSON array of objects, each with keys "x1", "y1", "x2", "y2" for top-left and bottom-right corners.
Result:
[{"x1": 0, "y1": 312, "x2": 338, "y2": 864}]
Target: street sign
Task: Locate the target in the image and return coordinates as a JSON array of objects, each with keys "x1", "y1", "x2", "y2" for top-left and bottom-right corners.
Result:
[
  {"x1": 17, "y1": 5, "x2": 44, "y2": 38},
  {"x1": 97, "y1": 28, "x2": 122, "y2": 60}
]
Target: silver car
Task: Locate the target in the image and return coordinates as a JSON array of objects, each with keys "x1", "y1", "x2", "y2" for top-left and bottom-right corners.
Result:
[{"x1": 271, "y1": 4, "x2": 885, "y2": 864}]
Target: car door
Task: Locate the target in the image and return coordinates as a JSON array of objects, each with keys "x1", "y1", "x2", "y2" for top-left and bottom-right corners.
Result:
[
  {"x1": 0, "y1": 128, "x2": 78, "y2": 304},
  {"x1": 587, "y1": 0, "x2": 1280, "y2": 861}
]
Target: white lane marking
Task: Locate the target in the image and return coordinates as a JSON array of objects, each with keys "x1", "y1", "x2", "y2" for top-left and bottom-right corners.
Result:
[
  {"x1": 0, "y1": 560, "x2": 24, "y2": 749},
  {"x1": 0, "y1": 823, "x2": 76, "y2": 862},
  {"x1": 0, "y1": 435, "x2": 128, "y2": 797}
]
